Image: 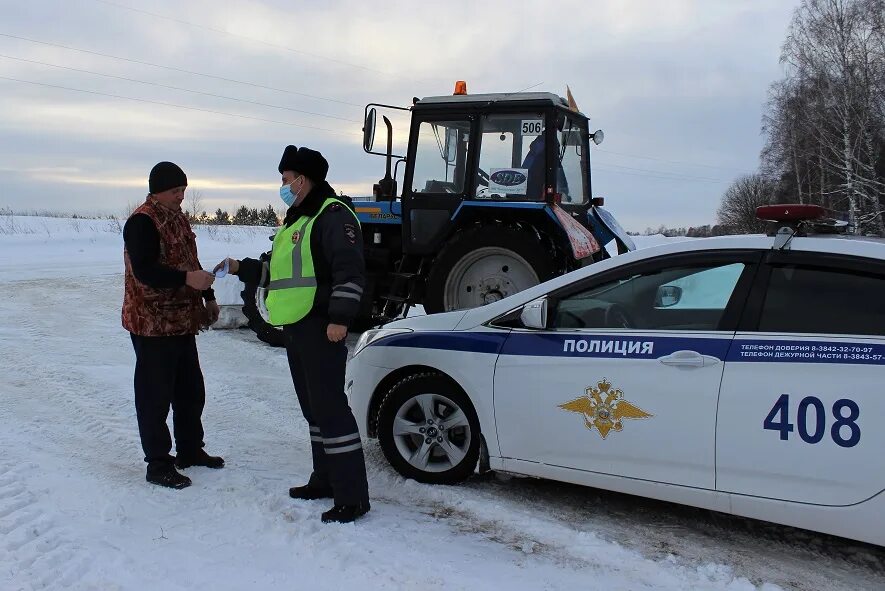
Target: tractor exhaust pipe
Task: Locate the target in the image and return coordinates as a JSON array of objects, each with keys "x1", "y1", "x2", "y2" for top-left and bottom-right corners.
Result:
[{"x1": 378, "y1": 116, "x2": 397, "y2": 200}]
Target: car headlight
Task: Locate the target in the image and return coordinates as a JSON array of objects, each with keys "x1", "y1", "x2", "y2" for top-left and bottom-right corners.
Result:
[{"x1": 352, "y1": 328, "x2": 413, "y2": 357}]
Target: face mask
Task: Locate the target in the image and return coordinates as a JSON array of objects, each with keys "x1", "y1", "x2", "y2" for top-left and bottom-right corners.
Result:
[{"x1": 280, "y1": 182, "x2": 296, "y2": 207}]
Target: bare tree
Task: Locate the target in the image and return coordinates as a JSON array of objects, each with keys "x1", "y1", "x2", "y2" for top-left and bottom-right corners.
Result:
[
  {"x1": 186, "y1": 189, "x2": 203, "y2": 223},
  {"x1": 717, "y1": 175, "x2": 775, "y2": 234},
  {"x1": 123, "y1": 199, "x2": 143, "y2": 219},
  {"x1": 772, "y1": 0, "x2": 885, "y2": 233}
]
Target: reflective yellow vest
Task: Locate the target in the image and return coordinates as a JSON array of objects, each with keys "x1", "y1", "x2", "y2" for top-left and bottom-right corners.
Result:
[{"x1": 266, "y1": 198, "x2": 359, "y2": 326}]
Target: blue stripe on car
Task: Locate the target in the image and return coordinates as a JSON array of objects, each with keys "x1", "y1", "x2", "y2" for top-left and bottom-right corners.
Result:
[{"x1": 371, "y1": 332, "x2": 885, "y2": 365}]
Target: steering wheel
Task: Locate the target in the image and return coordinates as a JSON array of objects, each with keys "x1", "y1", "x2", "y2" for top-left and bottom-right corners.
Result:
[{"x1": 604, "y1": 304, "x2": 634, "y2": 329}]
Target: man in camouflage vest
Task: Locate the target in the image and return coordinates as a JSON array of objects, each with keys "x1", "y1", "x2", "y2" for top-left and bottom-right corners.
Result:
[{"x1": 122, "y1": 161, "x2": 223, "y2": 489}]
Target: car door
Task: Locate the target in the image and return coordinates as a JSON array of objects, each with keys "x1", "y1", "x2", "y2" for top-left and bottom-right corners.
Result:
[
  {"x1": 716, "y1": 251, "x2": 885, "y2": 505},
  {"x1": 493, "y1": 250, "x2": 760, "y2": 489}
]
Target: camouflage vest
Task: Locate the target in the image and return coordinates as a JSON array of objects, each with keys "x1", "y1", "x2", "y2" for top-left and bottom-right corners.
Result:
[{"x1": 122, "y1": 197, "x2": 207, "y2": 336}]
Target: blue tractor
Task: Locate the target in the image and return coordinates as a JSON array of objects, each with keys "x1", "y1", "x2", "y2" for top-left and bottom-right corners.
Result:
[{"x1": 241, "y1": 85, "x2": 635, "y2": 344}]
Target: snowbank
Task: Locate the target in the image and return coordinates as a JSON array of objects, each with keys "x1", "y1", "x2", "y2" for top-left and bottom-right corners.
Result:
[{"x1": 0, "y1": 215, "x2": 273, "y2": 307}]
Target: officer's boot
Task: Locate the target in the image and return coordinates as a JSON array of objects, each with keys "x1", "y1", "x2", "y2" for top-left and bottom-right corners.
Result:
[{"x1": 321, "y1": 501, "x2": 371, "y2": 524}]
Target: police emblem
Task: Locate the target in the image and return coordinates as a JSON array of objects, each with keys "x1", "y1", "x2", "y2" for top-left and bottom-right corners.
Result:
[
  {"x1": 291, "y1": 230, "x2": 301, "y2": 244},
  {"x1": 558, "y1": 379, "x2": 652, "y2": 439}
]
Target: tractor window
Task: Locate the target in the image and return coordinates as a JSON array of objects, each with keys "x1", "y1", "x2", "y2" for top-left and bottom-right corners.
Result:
[
  {"x1": 411, "y1": 120, "x2": 472, "y2": 195},
  {"x1": 556, "y1": 115, "x2": 588, "y2": 204},
  {"x1": 475, "y1": 113, "x2": 546, "y2": 201}
]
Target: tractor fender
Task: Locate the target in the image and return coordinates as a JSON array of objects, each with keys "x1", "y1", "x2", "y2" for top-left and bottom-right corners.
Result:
[{"x1": 450, "y1": 201, "x2": 601, "y2": 265}]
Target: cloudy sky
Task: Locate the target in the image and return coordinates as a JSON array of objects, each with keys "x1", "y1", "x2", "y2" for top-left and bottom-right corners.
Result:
[{"x1": 0, "y1": 0, "x2": 798, "y2": 230}]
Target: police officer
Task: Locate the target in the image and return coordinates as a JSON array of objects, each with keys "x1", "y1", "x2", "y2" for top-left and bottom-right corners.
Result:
[{"x1": 217, "y1": 146, "x2": 369, "y2": 523}]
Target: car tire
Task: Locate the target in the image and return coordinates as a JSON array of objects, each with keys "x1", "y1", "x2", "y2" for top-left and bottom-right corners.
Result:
[
  {"x1": 377, "y1": 372, "x2": 481, "y2": 484},
  {"x1": 423, "y1": 226, "x2": 555, "y2": 314}
]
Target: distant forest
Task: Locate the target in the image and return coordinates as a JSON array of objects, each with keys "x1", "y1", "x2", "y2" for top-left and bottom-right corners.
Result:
[{"x1": 718, "y1": 0, "x2": 885, "y2": 235}]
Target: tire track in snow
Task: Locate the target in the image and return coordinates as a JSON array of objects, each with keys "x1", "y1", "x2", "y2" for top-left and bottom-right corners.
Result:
[{"x1": 0, "y1": 461, "x2": 93, "y2": 590}]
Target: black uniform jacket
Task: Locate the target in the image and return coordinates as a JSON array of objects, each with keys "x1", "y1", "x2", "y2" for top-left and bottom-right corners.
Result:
[{"x1": 238, "y1": 182, "x2": 365, "y2": 327}]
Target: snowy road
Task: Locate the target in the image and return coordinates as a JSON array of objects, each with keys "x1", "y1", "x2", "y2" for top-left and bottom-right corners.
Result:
[{"x1": 1, "y1": 217, "x2": 883, "y2": 590}]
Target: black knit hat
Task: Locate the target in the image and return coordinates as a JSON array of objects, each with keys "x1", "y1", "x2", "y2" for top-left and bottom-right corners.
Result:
[
  {"x1": 278, "y1": 145, "x2": 328, "y2": 183},
  {"x1": 149, "y1": 161, "x2": 187, "y2": 194}
]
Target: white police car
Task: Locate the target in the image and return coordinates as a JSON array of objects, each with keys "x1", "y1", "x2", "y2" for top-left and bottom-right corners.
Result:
[{"x1": 346, "y1": 205, "x2": 885, "y2": 545}]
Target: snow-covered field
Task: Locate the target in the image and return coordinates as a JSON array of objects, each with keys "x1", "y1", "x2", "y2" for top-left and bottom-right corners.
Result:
[{"x1": 1, "y1": 215, "x2": 882, "y2": 591}]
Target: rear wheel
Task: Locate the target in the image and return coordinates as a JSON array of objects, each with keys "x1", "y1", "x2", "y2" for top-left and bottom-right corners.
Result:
[
  {"x1": 377, "y1": 373, "x2": 480, "y2": 484},
  {"x1": 424, "y1": 226, "x2": 555, "y2": 313}
]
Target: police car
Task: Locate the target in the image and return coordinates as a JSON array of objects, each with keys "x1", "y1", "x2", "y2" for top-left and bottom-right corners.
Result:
[{"x1": 346, "y1": 205, "x2": 885, "y2": 545}]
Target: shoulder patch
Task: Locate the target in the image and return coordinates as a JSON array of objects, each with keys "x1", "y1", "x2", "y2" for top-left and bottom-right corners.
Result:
[{"x1": 343, "y1": 223, "x2": 357, "y2": 244}]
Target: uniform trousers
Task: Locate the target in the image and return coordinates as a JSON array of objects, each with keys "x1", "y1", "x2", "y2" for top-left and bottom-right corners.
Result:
[{"x1": 283, "y1": 315, "x2": 369, "y2": 506}]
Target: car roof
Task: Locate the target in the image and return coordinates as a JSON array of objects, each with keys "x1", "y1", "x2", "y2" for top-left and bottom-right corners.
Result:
[{"x1": 452, "y1": 233, "x2": 885, "y2": 330}]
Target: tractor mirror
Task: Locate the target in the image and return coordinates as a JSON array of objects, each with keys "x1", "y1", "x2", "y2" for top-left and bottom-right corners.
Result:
[
  {"x1": 520, "y1": 297, "x2": 548, "y2": 329},
  {"x1": 443, "y1": 127, "x2": 459, "y2": 164},
  {"x1": 363, "y1": 108, "x2": 377, "y2": 152}
]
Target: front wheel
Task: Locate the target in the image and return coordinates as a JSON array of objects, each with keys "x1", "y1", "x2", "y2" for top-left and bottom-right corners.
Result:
[{"x1": 377, "y1": 373, "x2": 481, "y2": 484}]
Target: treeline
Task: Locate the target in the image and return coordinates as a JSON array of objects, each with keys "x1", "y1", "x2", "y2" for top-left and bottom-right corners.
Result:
[
  {"x1": 718, "y1": 0, "x2": 885, "y2": 234},
  {"x1": 186, "y1": 205, "x2": 280, "y2": 226},
  {"x1": 630, "y1": 225, "x2": 733, "y2": 238}
]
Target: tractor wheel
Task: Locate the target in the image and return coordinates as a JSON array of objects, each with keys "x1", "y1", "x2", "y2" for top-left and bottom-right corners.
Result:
[
  {"x1": 423, "y1": 226, "x2": 555, "y2": 314},
  {"x1": 240, "y1": 254, "x2": 285, "y2": 347}
]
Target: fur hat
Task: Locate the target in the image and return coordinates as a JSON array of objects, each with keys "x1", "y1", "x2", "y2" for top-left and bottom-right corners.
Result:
[{"x1": 278, "y1": 145, "x2": 328, "y2": 183}]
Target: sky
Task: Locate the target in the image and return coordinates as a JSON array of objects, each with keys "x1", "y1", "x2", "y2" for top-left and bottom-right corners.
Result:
[{"x1": 0, "y1": 0, "x2": 799, "y2": 230}]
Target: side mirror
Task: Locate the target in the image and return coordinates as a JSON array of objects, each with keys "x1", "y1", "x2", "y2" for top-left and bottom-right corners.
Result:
[
  {"x1": 443, "y1": 127, "x2": 459, "y2": 164},
  {"x1": 654, "y1": 285, "x2": 683, "y2": 308},
  {"x1": 363, "y1": 108, "x2": 377, "y2": 153},
  {"x1": 591, "y1": 129, "x2": 604, "y2": 146},
  {"x1": 520, "y1": 297, "x2": 548, "y2": 329}
]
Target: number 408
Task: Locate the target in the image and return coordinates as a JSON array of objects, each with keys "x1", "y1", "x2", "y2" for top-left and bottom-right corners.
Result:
[{"x1": 763, "y1": 394, "x2": 860, "y2": 448}]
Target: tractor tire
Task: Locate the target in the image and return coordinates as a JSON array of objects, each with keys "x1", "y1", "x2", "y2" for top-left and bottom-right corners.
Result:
[
  {"x1": 423, "y1": 226, "x2": 556, "y2": 314},
  {"x1": 240, "y1": 266, "x2": 285, "y2": 348}
]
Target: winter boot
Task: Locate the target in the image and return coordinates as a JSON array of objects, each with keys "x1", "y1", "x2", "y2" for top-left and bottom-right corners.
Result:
[
  {"x1": 289, "y1": 484, "x2": 334, "y2": 500},
  {"x1": 146, "y1": 461, "x2": 191, "y2": 490},
  {"x1": 321, "y1": 501, "x2": 371, "y2": 524},
  {"x1": 175, "y1": 449, "x2": 225, "y2": 469}
]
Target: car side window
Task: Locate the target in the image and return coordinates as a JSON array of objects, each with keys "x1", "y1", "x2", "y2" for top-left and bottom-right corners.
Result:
[
  {"x1": 758, "y1": 265, "x2": 885, "y2": 336},
  {"x1": 550, "y1": 262, "x2": 746, "y2": 331}
]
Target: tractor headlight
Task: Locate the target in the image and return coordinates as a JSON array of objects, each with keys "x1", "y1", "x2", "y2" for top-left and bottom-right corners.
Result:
[{"x1": 352, "y1": 328, "x2": 413, "y2": 358}]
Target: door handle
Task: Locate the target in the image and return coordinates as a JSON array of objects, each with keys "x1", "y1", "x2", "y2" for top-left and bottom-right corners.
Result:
[{"x1": 659, "y1": 350, "x2": 718, "y2": 367}]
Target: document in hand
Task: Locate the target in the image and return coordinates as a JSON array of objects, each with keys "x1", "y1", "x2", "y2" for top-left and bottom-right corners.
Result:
[{"x1": 214, "y1": 258, "x2": 229, "y2": 278}]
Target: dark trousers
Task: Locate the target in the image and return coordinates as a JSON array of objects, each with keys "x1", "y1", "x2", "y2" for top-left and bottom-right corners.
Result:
[
  {"x1": 130, "y1": 334, "x2": 206, "y2": 465},
  {"x1": 284, "y1": 316, "x2": 369, "y2": 506}
]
